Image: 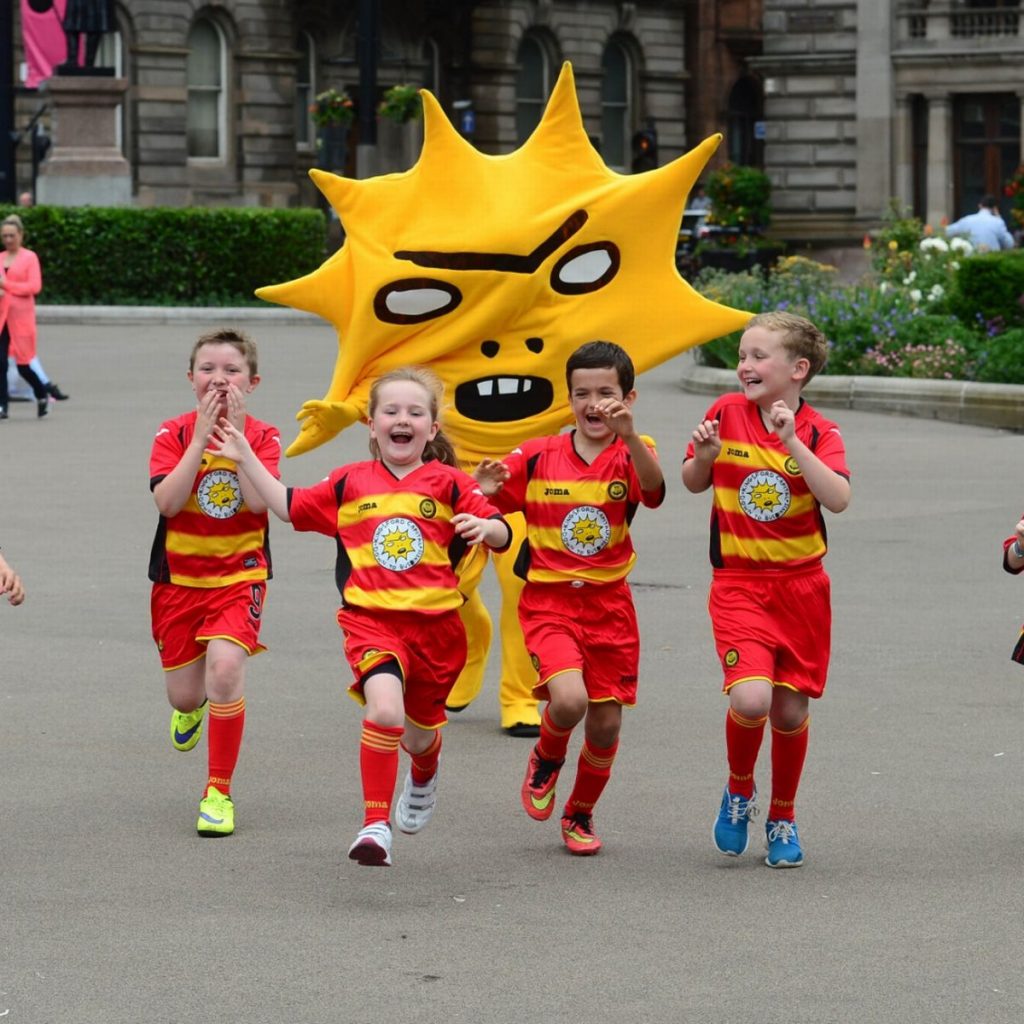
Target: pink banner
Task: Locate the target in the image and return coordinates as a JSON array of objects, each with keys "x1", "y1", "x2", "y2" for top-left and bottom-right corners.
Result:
[{"x1": 21, "y1": 0, "x2": 68, "y2": 89}]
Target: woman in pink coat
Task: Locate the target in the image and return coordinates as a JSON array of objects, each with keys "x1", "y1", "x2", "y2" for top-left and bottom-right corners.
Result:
[{"x1": 0, "y1": 214, "x2": 49, "y2": 419}]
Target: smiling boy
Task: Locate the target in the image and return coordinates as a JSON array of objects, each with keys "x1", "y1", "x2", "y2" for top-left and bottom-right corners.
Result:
[
  {"x1": 682, "y1": 311, "x2": 851, "y2": 868},
  {"x1": 475, "y1": 341, "x2": 665, "y2": 855},
  {"x1": 148, "y1": 328, "x2": 281, "y2": 837}
]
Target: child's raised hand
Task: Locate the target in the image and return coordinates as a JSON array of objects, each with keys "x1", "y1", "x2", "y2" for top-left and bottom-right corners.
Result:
[
  {"x1": 194, "y1": 389, "x2": 222, "y2": 446},
  {"x1": 594, "y1": 398, "x2": 635, "y2": 438},
  {"x1": 210, "y1": 419, "x2": 251, "y2": 463},
  {"x1": 474, "y1": 458, "x2": 510, "y2": 496},
  {"x1": 224, "y1": 383, "x2": 248, "y2": 431},
  {"x1": 691, "y1": 418, "x2": 721, "y2": 461},
  {"x1": 1015, "y1": 519, "x2": 1024, "y2": 546},
  {"x1": 452, "y1": 513, "x2": 491, "y2": 546},
  {"x1": 767, "y1": 400, "x2": 796, "y2": 440}
]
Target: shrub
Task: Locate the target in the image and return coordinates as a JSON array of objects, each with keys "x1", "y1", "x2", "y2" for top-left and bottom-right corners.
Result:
[
  {"x1": 948, "y1": 250, "x2": 1024, "y2": 333},
  {"x1": 972, "y1": 328, "x2": 1024, "y2": 384},
  {"x1": 705, "y1": 164, "x2": 771, "y2": 229},
  {"x1": 855, "y1": 315, "x2": 980, "y2": 379},
  {"x1": 0, "y1": 206, "x2": 327, "y2": 305}
]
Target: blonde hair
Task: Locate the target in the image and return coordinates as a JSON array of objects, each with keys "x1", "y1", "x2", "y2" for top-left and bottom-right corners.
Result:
[
  {"x1": 189, "y1": 327, "x2": 259, "y2": 376},
  {"x1": 368, "y1": 367, "x2": 457, "y2": 466},
  {"x1": 746, "y1": 310, "x2": 829, "y2": 384},
  {"x1": 1, "y1": 214, "x2": 25, "y2": 236}
]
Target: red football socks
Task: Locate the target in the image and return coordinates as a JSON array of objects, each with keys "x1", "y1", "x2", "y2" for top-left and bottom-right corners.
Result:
[
  {"x1": 769, "y1": 717, "x2": 809, "y2": 820},
  {"x1": 725, "y1": 707, "x2": 767, "y2": 799},
  {"x1": 536, "y1": 704, "x2": 573, "y2": 763},
  {"x1": 359, "y1": 720, "x2": 403, "y2": 825},
  {"x1": 564, "y1": 738, "x2": 619, "y2": 816},
  {"x1": 206, "y1": 697, "x2": 245, "y2": 795},
  {"x1": 402, "y1": 730, "x2": 441, "y2": 786}
]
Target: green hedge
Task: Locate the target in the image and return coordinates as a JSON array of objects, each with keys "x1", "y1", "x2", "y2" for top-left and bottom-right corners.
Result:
[
  {"x1": 0, "y1": 206, "x2": 327, "y2": 305},
  {"x1": 949, "y1": 250, "x2": 1024, "y2": 333}
]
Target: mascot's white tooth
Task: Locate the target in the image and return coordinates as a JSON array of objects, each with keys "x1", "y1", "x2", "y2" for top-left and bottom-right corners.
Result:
[
  {"x1": 477, "y1": 380, "x2": 494, "y2": 396},
  {"x1": 523, "y1": 380, "x2": 532, "y2": 392},
  {"x1": 498, "y1": 378, "x2": 518, "y2": 394}
]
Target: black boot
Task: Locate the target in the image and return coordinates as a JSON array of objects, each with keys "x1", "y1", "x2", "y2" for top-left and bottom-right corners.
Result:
[
  {"x1": 37, "y1": 397, "x2": 49, "y2": 418},
  {"x1": 0, "y1": 406, "x2": 8, "y2": 419},
  {"x1": 46, "y1": 382, "x2": 70, "y2": 401}
]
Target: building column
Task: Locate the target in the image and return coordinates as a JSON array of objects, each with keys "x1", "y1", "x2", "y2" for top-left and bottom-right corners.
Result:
[
  {"x1": 855, "y1": 0, "x2": 893, "y2": 219},
  {"x1": 925, "y1": 92, "x2": 952, "y2": 225},
  {"x1": 892, "y1": 93, "x2": 913, "y2": 212}
]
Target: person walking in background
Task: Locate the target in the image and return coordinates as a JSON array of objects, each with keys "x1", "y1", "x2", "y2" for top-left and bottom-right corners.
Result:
[
  {"x1": 213, "y1": 367, "x2": 512, "y2": 868},
  {"x1": 149, "y1": 328, "x2": 281, "y2": 838},
  {"x1": 946, "y1": 194, "x2": 1015, "y2": 251},
  {"x1": 682, "y1": 311, "x2": 851, "y2": 868},
  {"x1": 0, "y1": 548, "x2": 26, "y2": 606},
  {"x1": 0, "y1": 215, "x2": 50, "y2": 419},
  {"x1": 474, "y1": 341, "x2": 665, "y2": 857}
]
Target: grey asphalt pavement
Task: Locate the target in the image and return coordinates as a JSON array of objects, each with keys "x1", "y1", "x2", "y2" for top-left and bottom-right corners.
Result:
[{"x1": 1, "y1": 317, "x2": 1020, "y2": 1024}]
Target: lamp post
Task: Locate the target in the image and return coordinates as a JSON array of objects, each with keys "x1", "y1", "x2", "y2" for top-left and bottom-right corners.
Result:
[
  {"x1": 356, "y1": 0, "x2": 378, "y2": 177},
  {"x1": 0, "y1": 0, "x2": 15, "y2": 203}
]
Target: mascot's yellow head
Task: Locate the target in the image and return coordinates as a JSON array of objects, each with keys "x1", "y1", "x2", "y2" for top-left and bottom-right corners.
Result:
[{"x1": 258, "y1": 62, "x2": 750, "y2": 463}]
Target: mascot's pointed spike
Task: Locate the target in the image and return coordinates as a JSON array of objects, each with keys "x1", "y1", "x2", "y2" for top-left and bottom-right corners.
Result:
[
  {"x1": 635, "y1": 133, "x2": 723, "y2": 210},
  {"x1": 420, "y1": 89, "x2": 479, "y2": 160},
  {"x1": 256, "y1": 262, "x2": 345, "y2": 325},
  {"x1": 309, "y1": 167, "x2": 362, "y2": 217},
  {"x1": 522, "y1": 62, "x2": 604, "y2": 172}
]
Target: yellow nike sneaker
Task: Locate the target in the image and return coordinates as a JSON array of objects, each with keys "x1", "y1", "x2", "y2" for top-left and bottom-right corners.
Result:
[
  {"x1": 170, "y1": 701, "x2": 207, "y2": 752},
  {"x1": 196, "y1": 786, "x2": 234, "y2": 837}
]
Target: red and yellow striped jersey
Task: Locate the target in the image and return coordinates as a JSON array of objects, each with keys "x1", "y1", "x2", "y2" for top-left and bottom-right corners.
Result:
[
  {"x1": 685, "y1": 393, "x2": 849, "y2": 570},
  {"x1": 287, "y1": 459, "x2": 508, "y2": 614},
  {"x1": 148, "y1": 411, "x2": 281, "y2": 587},
  {"x1": 492, "y1": 431, "x2": 664, "y2": 585}
]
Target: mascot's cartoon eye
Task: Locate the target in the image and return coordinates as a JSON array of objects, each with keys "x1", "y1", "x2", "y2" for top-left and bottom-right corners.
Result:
[
  {"x1": 374, "y1": 279, "x2": 462, "y2": 324},
  {"x1": 551, "y1": 243, "x2": 620, "y2": 295}
]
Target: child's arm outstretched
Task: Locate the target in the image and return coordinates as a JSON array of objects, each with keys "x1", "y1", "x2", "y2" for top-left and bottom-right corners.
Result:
[
  {"x1": 767, "y1": 401, "x2": 851, "y2": 513},
  {"x1": 0, "y1": 550, "x2": 25, "y2": 606},
  {"x1": 212, "y1": 421, "x2": 291, "y2": 522},
  {"x1": 682, "y1": 418, "x2": 721, "y2": 493},
  {"x1": 1004, "y1": 517, "x2": 1024, "y2": 573}
]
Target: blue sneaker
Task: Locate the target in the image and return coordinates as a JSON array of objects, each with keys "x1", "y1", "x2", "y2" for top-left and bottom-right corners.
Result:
[
  {"x1": 765, "y1": 819, "x2": 804, "y2": 868},
  {"x1": 713, "y1": 787, "x2": 758, "y2": 856}
]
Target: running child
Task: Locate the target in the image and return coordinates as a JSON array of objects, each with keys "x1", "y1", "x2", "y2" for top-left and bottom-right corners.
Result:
[
  {"x1": 149, "y1": 328, "x2": 280, "y2": 837},
  {"x1": 213, "y1": 367, "x2": 511, "y2": 867},
  {"x1": 1000, "y1": 513, "x2": 1024, "y2": 663},
  {"x1": 682, "y1": 311, "x2": 851, "y2": 868},
  {"x1": 474, "y1": 341, "x2": 665, "y2": 856}
]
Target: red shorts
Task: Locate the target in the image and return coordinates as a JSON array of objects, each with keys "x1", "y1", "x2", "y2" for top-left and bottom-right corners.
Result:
[
  {"x1": 708, "y1": 563, "x2": 831, "y2": 698},
  {"x1": 337, "y1": 606, "x2": 467, "y2": 730},
  {"x1": 151, "y1": 580, "x2": 267, "y2": 671},
  {"x1": 518, "y1": 580, "x2": 639, "y2": 706}
]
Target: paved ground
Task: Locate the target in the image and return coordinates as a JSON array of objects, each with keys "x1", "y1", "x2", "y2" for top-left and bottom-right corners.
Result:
[{"x1": 1, "y1": 318, "x2": 1021, "y2": 1024}]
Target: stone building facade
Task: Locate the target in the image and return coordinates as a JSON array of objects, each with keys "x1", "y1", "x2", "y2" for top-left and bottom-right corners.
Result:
[
  {"x1": 11, "y1": 1, "x2": 765, "y2": 210},
  {"x1": 753, "y1": 0, "x2": 1024, "y2": 241}
]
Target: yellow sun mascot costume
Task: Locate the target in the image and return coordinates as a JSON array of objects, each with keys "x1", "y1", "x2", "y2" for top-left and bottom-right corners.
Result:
[{"x1": 258, "y1": 63, "x2": 750, "y2": 733}]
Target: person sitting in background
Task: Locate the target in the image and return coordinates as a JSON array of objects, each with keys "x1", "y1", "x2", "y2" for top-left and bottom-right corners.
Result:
[{"x1": 946, "y1": 195, "x2": 1015, "y2": 251}]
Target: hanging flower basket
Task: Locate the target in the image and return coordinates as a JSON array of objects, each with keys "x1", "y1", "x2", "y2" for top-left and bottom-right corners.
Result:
[
  {"x1": 378, "y1": 84, "x2": 422, "y2": 124},
  {"x1": 310, "y1": 88, "x2": 355, "y2": 128}
]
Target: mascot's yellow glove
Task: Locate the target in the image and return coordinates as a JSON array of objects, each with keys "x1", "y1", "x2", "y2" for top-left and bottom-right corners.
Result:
[{"x1": 287, "y1": 399, "x2": 363, "y2": 457}]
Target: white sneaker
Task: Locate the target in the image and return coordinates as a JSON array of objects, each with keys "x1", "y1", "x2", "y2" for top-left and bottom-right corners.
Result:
[
  {"x1": 396, "y1": 766, "x2": 439, "y2": 834},
  {"x1": 347, "y1": 821, "x2": 393, "y2": 867}
]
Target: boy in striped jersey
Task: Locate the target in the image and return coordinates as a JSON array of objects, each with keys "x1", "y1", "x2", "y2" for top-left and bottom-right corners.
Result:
[
  {"x1": 149, "y1": 328, "x2": 281, "y2": 838},
  {"x1": 682, "y1": 311, "x2": 851, "y2": 867},
  {"x1": 475, "y1": 341, "x2": 665, "y2": 855}
]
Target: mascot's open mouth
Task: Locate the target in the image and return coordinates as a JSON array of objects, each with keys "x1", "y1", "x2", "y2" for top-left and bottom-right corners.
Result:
[{"x1": 455, "y1": 376, "x2": 554, "y2": 422}]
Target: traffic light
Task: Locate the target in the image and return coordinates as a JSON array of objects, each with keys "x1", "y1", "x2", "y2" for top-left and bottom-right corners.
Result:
[{"x1": 631, "y1": 128, "x2": 658, "y2": 173}]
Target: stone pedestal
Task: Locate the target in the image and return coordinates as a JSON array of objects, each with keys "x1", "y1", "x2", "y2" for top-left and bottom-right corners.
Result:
[{"x1": 36, "y1": 76, "x2": 131, "y2": 207}]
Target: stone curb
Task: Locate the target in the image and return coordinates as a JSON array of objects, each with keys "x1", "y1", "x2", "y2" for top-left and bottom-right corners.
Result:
[
  {"x1": 36, "y1": 305, "x2": 320, "y2": 326},
  {"x1": 679, "y1": 351, "x2": 1024, "y2": 431}
]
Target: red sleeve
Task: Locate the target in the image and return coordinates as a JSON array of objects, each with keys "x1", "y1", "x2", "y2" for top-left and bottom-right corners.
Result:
[
  {"x1": 5, "y1": 251, "x2": 42, "y2": 297},
  {"x1": 288, "y1": 471, "x2": 344, "y2": 537},
  {"x1": 451, "y1": 469, "x2": 511, "y2": 549},
  {"x1": 626, "y1": 439, "x2": 665, "y2": 509},
  {"x1": 812, "y1": 420, "x2": 850, "y2": 478},
  {"x1": 1003, "y1": 528, "x2": 1024, "y2": 575},
  {"x1": 248, "y1": 421, "x2": 282, "y2": 480},
  {"x1": 149, "y1": 418, "x2": 187, "y2": 486}
]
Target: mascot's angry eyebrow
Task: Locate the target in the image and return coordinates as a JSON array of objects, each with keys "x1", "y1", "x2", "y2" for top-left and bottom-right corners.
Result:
[{"x1": 395, "y1": 210, "x2": 589, "y2": 273}]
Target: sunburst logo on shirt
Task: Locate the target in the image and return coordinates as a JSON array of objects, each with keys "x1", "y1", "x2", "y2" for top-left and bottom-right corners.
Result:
[
  {"x1": 738, "y1": 470, "x2": 791, "y2": 523},
  {"x1": 197, "y1": 470, "x2": 242, "y2": 519},
  {"x1": 372, "y1": 517, "x2": 424, "y2": 571},
  {"x1": 561, "y1": 505, "x2": 610, "y2": 556}
]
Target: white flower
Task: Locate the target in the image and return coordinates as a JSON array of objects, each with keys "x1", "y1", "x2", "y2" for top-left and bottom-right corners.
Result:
[
  {"x1": 950, "y1": 237, "x2": 974, "y2": 255},
  {"x1": 929, "y1": 284, "x2": 944, "y2": 300},
  {"x1": 920, "y1": 237, "x2": 949, "y2": 253},
  {"x1": 904, "y1": 271, "x2": 917, "y2": 284},
  {"x1": 951, "y1": 260, "x2": 960, "y2": 270},
  {"x1": 909, "y1": 288, "x2": 922, "y2": 303},
  {"x1": 879, "y1": 281, "x2": 889, "y2": 294}
]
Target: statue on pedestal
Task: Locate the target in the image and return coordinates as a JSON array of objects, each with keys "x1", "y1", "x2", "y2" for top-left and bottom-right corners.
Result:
[{"x1": 58, "y1": 0, "x2": 116, "y2": 72}]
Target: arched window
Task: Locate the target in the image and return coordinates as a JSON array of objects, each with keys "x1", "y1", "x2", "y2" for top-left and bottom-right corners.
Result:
[
  {"x1": 515, "y1": 35, "x2": 552, "y2": 144},
  {"x1": 727, "y1": 76, "x2": 763, "y2": 167},
  {"x1": 295, "y1": 31, "x2": 316, "y2": 148},
  {"x1": 187, "y1": 19, "x2": 227, "y2": 160},
  {"x1": 601, "y1": 39, "x2": 633, "y2": 169}
]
